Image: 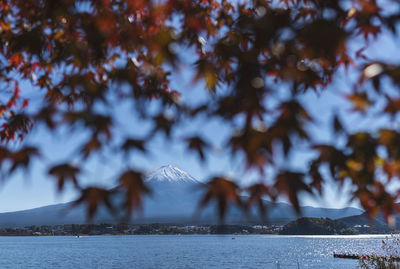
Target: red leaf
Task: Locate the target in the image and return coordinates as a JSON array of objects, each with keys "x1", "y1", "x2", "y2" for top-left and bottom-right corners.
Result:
[{"x1": 22, "y1": 99, "x2": 29, "y2": 109}]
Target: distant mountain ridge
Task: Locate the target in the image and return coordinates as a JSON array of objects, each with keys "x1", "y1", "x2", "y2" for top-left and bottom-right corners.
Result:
[
  {"x1": 338, "y1": 211, "x2": 400, "y2": 233},
  {"x1": 0, "y1": 165, "x2": 364, "y2": 227}
]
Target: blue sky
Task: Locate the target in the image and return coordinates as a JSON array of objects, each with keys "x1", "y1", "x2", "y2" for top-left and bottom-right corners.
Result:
[{"x1": 0, "y1": 17, "x2": 399, "y2": 213}]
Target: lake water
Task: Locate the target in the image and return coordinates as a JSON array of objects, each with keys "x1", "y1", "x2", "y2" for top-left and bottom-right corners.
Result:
[{"x1": 0, "y1": 235, "x2": 391, "y2": 268}]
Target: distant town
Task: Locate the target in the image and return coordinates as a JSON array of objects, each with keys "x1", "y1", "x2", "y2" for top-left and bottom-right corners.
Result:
[
  {"x1": 0, "y1": 217, "x2": 394, "y2": 236},
  {"x1": 0, "y1": 223, "x2": 282, "y2": 236}
]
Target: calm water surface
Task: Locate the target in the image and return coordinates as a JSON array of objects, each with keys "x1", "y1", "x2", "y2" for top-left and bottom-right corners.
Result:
[{"x1": 0, "y1": 235, "x2": 389, "y2": 268}]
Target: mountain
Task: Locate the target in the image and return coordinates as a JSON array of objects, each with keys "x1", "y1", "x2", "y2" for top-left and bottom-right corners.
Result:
[
  {"x1": 0, "y1": 203, "x2": 89, "y2": 227},
  {"x1": 146, "y1": 165, "x2": 200, "y2": 183},
  {"x1": 139, "y1": 165, "x2": 209, "y2": 222},
  {"x1": 338, "y1": 212, "x2": 400, "y2": 233},
  {"x1": 265, "y1": 204, "x2": 362, "y2": 222},
  {"x1": 0, "y1": 165, "x2": 364, "y2": 227},
  {"x1": 137, "y1": 165, "x2": 363, "y2": 224}
]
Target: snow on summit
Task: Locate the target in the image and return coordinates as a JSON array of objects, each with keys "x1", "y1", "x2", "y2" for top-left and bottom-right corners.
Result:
[{"x1": 146, "y1": 165, "x2": 200, "y2": 183}]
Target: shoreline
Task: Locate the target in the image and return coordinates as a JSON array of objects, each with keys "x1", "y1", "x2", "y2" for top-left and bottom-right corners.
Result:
[{"x1": 0, "y1": 233, "x2": 393, "y2": 238}]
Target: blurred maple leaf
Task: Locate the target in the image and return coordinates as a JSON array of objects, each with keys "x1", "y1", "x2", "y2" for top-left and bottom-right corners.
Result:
[
  {"x1": 312, "y1": 145, "x2": 347, "y2": 181},
  {"x1": 121, "y1": 139, "x2": 147, "y2": 153},
  {"x1": 72, "y1": 187, "x2": 115, "y2": 221},
  {"x1": 194, "y1": 58, "x2": 219, "y2": 92},
  {"x1": 117, "y1": 170, "x2": 151, "y2": 219},
  {"x1": 245, "y1": 183, "x2": 270, "y2": 219},
  {"x1": 48, "y1": 164, "x2": 80, "y2": 191},
  {"x1": 185, "y1": 136, "x2": 208, "y2": 161},
  {"x1": 332, "y1": 114, "x2": 345, "y2": 134},
  {"x1": 355, "y1": 182, "x2": 400, "y2": 222},
  {"x1": 346, "y1": 92, "x2": 372, "y2": 112},
  {"x1": 0, "y1": 114, "x2": 32, "y2": 142},
  {"x1": 274, "y1": 171, "x2": 312, "y2": 212},
  {"x1": 8, "y1": 146, "x2": 39, "y2": 174},
  {"x1": 198, "y1": 177, "x2": 242, "y2": 222},
  {"x1": 384, "y1": 97, "x2": 400, "y2": 116}
]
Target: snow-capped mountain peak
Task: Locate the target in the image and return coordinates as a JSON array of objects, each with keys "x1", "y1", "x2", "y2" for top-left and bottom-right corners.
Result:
[{"x1": 146, "y1": 165, "x2": 200, "y2": 183}]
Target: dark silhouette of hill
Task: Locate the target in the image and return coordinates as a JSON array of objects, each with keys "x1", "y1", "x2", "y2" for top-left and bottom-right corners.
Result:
[{"x1": 279, "y1": 218, "x2": 357, "y2": 235}]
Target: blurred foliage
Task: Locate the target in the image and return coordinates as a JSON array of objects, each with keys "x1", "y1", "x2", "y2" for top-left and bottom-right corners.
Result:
[
  {"x1": 359, "y1": 234, "x2": 400, "y2": 269},
  {"x1": 0, "y1": 0, "x2": 400, "y2": 222}
]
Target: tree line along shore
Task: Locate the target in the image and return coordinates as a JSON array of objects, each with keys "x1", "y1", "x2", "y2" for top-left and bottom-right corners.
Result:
[{"x1": 0, "y1": 218, "x2": 394, "y2": 236}]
